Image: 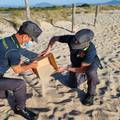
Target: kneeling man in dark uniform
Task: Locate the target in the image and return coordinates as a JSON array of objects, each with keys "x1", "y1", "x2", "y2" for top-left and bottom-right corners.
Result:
[{"x1": 41, "y1": 29, "x2": 101, "y2": 105}]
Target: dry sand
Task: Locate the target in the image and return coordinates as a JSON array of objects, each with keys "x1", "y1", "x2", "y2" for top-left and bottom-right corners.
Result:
[{"x1": 0, "y1": 10, "x2": 120, "y2": 120}]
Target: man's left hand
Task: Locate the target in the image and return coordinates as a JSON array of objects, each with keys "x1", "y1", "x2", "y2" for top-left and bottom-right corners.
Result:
[{"x1": 56, "y1": 67, "x2": 67, "y2": 73}]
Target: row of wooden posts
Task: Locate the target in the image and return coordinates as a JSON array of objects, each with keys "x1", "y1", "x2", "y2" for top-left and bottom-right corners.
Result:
[
  {"x1": 72, "y1": 4, "x2": 99, "y2": 32},
  {"x1": 24, "y1": 0, "x2": 99, "y2": 33}
]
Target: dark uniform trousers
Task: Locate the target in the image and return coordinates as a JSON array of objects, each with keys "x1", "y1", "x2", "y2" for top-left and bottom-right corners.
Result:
[
  {"x1": 69, "y1": 63, "x2": 99, "y2": 96},
  {"x1": 0, "y1": 76, "x2": 26, "y2": 109}
]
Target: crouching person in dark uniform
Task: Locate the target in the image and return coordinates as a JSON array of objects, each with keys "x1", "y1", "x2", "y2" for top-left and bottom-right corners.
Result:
[
  {"x1": 0, "y1": 21, "x2": 42, "y2": 119},
  {"x1": 41, "y1": 29, "x2": 102, "y2": 106}
]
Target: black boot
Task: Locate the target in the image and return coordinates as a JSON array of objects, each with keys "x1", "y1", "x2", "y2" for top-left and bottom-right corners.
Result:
[
  {"x1": 82, "y1": 93, "x2": 94, "y2": 106},
  {"x1": 14, "y1": 108, "x2": 38, "y2": 120},
  {"x1": 25, "y1": 108, "x2": 39, "y2": 119}
]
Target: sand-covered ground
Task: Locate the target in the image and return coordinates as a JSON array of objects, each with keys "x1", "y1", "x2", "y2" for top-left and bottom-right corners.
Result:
[{"x1": 0, "y1": 10, "x2": 120, "y2": 120}]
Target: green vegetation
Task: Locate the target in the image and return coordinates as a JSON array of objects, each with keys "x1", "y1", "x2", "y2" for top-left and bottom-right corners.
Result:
[
  {"x1": 0, "y1": 5, "x2": 120, "y2": 24},
  {"x1": 100, "y1": 5, "x2": 120, "y2": 10}
]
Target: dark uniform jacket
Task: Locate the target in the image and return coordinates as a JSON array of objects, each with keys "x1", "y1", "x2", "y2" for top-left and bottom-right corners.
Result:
[
  {"x1": 0, "y1": 35, "x2": 21, "y2": 74},
  {"x1": 58, "y1": 35, "x2": 98, "y2": 67}
]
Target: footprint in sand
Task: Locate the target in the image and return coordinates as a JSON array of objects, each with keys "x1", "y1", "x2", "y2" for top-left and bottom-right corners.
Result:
[
  {"x1": 53, "y1": 99, "x2": 71, "y2": 104},
  {"x1": 69, "y1": 110, "x2": 81, "y2": 116},
  {"x1": 116, "y1": 88, "x2": 120, "y2": 97},
  {"x1": 99, "y1": 86, "x2": 108, "y2": 95}
]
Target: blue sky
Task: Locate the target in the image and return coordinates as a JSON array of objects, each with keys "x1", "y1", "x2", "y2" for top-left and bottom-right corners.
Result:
[{"x1": 0, "y1": 0, "x2": 111, "y2": 7}]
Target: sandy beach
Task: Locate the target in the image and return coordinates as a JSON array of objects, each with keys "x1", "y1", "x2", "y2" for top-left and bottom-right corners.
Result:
[{"x1": 0, "y1": 10, "x2": 120, "y2": 120}]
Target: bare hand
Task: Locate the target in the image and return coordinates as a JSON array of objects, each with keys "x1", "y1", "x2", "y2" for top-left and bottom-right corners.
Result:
[
  {"x1": 30, "y1": 61, "x2": 38, "y2": 69},
  {"x1": 57, "y1": 67, "x2": 67, "y2": 73},
  {"x1": 39, "y1": 48, "x2": 51, "y2": 57}
]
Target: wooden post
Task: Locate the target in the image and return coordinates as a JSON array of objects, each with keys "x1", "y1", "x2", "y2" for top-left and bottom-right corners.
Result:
[
  {"x1": 24, "y1": 0, "x2": 31, "y2": 20},
  {"x1": 72, "y1": 3, "x2": 76, "y2": 32},
  {"x1": 94, "y1": 5, "x2": 99, "y2": 26}
]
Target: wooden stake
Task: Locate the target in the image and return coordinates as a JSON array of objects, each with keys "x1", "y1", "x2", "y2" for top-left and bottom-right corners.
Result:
[
  {"x1": 24, "y1": 0, "x2": 31, "y2": 20},
  {"x1": 72, "y1": 3, "x2": 76, "y2": 32},
  {"x1": 94, "y1": 5, "x2": 99, "y2": 26}
]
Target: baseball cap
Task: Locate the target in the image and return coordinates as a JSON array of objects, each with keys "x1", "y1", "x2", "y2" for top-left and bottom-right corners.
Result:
[
  {"x1": 18, "y1": 21, "x2": 42, "y2": 43},
  {"x1": 71, "y1": 29, "x2": 94, "y2": 50}
]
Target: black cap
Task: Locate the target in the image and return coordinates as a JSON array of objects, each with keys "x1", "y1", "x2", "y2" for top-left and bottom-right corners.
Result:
[
  {"x1": 18, "y1": 21, "x2": 42, "y2": 43},
  {"x1": 71, "y1": 29, "x2": 94, "y2": 50}
]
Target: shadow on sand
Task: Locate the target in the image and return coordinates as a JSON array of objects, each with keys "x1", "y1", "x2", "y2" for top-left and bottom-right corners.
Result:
[
  {"x1": 50, "y1": 20, "x2": 73, "y2": 33},
  {"x1": 2, "y1": 18, "x2": 19, "y2": 32},
  {"x1": 51, "y1": 72, "x2": 86, "y2": 102}
]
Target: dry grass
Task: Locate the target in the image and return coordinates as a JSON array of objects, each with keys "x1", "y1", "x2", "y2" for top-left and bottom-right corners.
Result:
[{"x1": 0, "y1": 5, "x2": 120, "y2": 24}]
